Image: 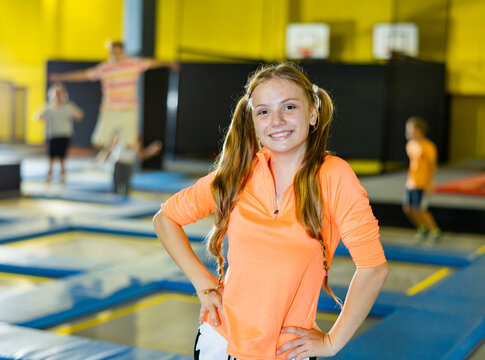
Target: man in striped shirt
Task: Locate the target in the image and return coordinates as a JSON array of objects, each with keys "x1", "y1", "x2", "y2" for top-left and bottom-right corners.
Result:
[
  {"x1": 50, "y1": 41, "x2": 178, "y2": 152},
  {"x1": 50, "y1": 41, "x2": 179, "y2": 194}
]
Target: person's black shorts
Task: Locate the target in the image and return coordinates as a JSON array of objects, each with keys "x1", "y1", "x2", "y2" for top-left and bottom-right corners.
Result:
[
  {"x1": 403, "y1": 188, "x2": 428, "y2": 210},
  {"x1": 48, "y1": 137, "x2": 70, "y2": 158}
]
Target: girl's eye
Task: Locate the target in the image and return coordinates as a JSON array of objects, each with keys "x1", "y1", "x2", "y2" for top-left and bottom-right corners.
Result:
[
  {"x1": 257, "y1": 109, "x2": 268, "y2": 116},
  {"x1": 285, "y1": 105, "x2": 296, "y2": 110}
]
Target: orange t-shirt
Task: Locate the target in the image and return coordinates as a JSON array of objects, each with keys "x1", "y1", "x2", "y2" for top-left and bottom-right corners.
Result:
[
  {"x1": 161, "y1": 148, "x2": 386, "y2": 360},
  {"x1": 406, "y1": 138, "x2": 437, "y2": 190}
]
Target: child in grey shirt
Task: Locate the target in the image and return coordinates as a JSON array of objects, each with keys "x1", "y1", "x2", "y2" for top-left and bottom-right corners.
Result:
[{"x1": 36, "y1": 83, "x2": 83, "y2": 183}]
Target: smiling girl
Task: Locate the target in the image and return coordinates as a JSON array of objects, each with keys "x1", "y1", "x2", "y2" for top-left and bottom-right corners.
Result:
[{"x1": 153, "y1": 63, "x2": 388, "y2": 360}]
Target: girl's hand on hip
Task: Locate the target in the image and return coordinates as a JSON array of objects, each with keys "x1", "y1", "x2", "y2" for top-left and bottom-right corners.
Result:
[
  {"x1": 277, "y1": 327, "x2": 336, "y2": 359},
  {"x1": 196, "y1": 284, "x2": 225, "y2": 327}
]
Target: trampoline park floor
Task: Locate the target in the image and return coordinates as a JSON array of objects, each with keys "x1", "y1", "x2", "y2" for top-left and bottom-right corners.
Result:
[
  {"x1": 47, "y1": 291, "x2": 380, "y2": 356},
  {"x1": 0, "y1": 272, "x2": 52, "y2": 298},
  {"x1": 0, "y1": 145, "x2": 483, "y2": 359},
  {"x1": 5, "y1": 231, "x2": 177, "y2": 262},
  {"x1": 39, "y1": 256, "x2": 456, "y2": 356}
]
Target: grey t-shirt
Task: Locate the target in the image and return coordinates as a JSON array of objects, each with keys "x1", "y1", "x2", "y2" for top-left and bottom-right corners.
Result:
[{"x1": 38, "y1": 102, "x2": 81, "y2": 139}]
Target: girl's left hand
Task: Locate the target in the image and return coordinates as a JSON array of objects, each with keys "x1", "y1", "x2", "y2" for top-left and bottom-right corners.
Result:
[{"x1": 277, "y1": 327, "x2": 336, "y2": 359}]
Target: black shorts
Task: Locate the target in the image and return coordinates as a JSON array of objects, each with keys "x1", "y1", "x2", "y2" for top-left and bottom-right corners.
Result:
[
  {"x1": 403, "y1": 188, "x2": 428, "y2": 210},
  {"x1": 48, "y1": 137, "x2": 70, "y2": 158},
  {"x1": 194, "y1": 326, "x2": 317, "y2": 360}
]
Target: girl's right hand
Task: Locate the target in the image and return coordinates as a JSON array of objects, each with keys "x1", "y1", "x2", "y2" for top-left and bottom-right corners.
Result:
[{"x1": 196, "y1": 284, "x2": 225, "y2": 326}]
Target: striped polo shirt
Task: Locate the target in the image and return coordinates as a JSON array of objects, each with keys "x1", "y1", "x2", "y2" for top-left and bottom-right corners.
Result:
[{"x1": 88, "y1": 58, "x2": 149, "y2": 111}]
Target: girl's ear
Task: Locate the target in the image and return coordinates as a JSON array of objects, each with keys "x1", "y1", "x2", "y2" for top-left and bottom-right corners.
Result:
[{"x1": 310, "y1": 106, "x2": 318, "y2": 126}]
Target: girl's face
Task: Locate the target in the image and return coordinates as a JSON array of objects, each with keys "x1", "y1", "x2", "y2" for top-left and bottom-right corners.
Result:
[{"x1": 251, "y1": 78, "x2": 317, "y2": 159}]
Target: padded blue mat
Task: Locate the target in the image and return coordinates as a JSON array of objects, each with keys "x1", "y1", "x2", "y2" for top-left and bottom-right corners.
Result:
[
  {"x1": 131, "y1": 171, "x2": 196, "y2": 193},
  {"x1": 28, "y1": 188, "x2": 129, "y2": 204},
  {"x1": 334, "y1": 307, "x2": 484, "y2": 360},
  {"x1": 0, "y1": 323, "x2": 191, "y2": 360}
]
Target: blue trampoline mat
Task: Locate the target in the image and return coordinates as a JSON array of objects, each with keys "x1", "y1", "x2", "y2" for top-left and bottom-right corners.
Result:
[
  {"x1": 21, "y1": 161, "x2": 84, "y2": 181},
  {"x1": 32, "y1": 171, "x2": 197, "y2": 198},
  {"x1": 0, "y1": 323, "x2": 191, "y2": 360},
  {"x1": 131, "y1": 171, "x2": 196, "y2": 193},
  {"x1": 29, "y1": 188, "x2": 130, "y2": 204}
]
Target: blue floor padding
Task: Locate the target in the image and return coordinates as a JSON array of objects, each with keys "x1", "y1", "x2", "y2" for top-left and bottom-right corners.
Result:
[
  {"x1": 0, "y1": 247, "x2": 398, "y2": 329},
  {"x1": 443, "y1": 321, "x2": 485, "y2": 360},
  {"x1": 334, "y1": 254, "x2": 485, "y2": 359},
  {"x1": 29, "y1": 188, "x2": 130, "y2": 204},
  {"x1": 0, "y1": 246, "x2": 483, "y2": 358},
  {"x1": 51, "y1": 170, "x2": 196, "y2": 195},
  {"x1": 21, "y1": 161, "x2": 84, "y2": 181},
  {"x1": 0, "y1": 245, "x2": 118, "y2": 278},
  {"x1": 401, "y1": 258, "x2": 485, "y2": 317},
  {"x1": 131, "y1": 171, "x2": 196, "y2": 193},
  {"x1": 335, "y1": 241, "x2": 474, "y2": 267},
  {"x1": 0, "y1": 252, "x2": 185, "y2": 326},
  {"x1": 0, "y1": 212, "x2": 483, "y2": 358},
  {"x1": 0, "y1": 323, "x2": 191, "y2": 360},
  {"x1": 0, "y1": 220, "x2": 71, "y2": 245},
  {"x1": 333, "y1": 308, "x2": 484, "y2": 360}
]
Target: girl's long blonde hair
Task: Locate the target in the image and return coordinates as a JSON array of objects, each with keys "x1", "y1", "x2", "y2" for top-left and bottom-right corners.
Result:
[{"x1": 208, "y1": 63, "x2": 340, "y2": 304}]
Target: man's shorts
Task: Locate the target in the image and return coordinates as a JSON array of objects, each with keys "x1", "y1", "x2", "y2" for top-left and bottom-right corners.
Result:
[
  {"x1": 91, "y1": 109, "x2": 138, "y2": 147},
  {"x1": 403, "y1": 188, "x2": 429, "y2": 210}
]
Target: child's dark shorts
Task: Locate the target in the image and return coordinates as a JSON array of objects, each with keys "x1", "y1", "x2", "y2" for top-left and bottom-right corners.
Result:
[
  {"x1": 403, "y1": 188, "x2": 429, "y2": 210},
  {"x1": 48, "y1": 137, "x2": 70, "y2": 158}
]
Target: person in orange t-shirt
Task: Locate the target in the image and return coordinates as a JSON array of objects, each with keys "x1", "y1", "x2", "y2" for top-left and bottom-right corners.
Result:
[
  {"x1": 153, "y1": 63, "x2": 388, "y2": 360},
  {"x1": 403, "y1": 116, "x2": 441, "y2": 246}
]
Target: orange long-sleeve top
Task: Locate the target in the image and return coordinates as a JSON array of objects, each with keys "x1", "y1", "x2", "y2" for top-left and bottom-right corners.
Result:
[
  {"x1": 406, "y1": 138, "x2": 437, "y2": 190},
  {"x1": 160, "y1": 148, "x2": 386, "y2": 360}
]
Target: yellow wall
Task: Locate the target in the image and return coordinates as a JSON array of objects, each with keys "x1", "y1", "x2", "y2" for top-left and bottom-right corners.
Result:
[
  {"x1": 446, "y1": 0, "x2": 485, "y2": 161},
  {"x1": 1, "y1": 0, "x2": 484, "y2": 159},
  {"x1": 446, "y1": 0, "x2": 485, "y2": 95},
  {"x1": 155, "y1": 0, "x2": 288, "y2": 62},
  {"x1": 0, "y1": 0, "x2": 122, "y2": 144},
  {"x1": 0, "y1": 0, "x2": 45, "y2": 143},
  {"x1": 300, "y1": 0, "x2": 392, "y2": 62},
  {"x1": 57, "y1": 0, "x2": 123, "y2": 61}
]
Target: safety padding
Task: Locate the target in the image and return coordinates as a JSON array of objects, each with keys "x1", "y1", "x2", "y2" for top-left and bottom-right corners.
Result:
[
  {"x1": 28, "y1": 189, "x2": 130, "y2": 204},
  {"x1": 21, "y1": 159, "x2": 83, "y2": 181},
  {"x1": 131, "y1": 171, "x2": 196, "y2": 193},
  {"x1": 0, "y1": 159, "x2": 20, "y2": 199},
  {"x1": 317, "y1": 286, "x2": 402, "y2": 317},
  {"x1": 0, "y1": 253, "x2": 184, "y2": 327},
  {"x1": 335, "y1": 255, "x2": 485, "y2": 359},
  {"x1": 0, "y1": 247, "x2": 399, "y2": 329},
  {"x1": 0, "y1": 245, "x2": 102, "y2": 278},
  {"x1": 333, "y1": 307, "x2": 485, "y2": 360},
  {"x1": 0, "y1": 224, "x2": 202, "y2": 279},
  {"x1": 0, "y1": 218, "x2": 70, "y2": 245},
  {"x1": 335, "y1": 242, "x2": 474, "y2": 267},
  {"x1": 402, "y1": 256, "x2": 485, "y2": 317},
  {"x1": 0, "y1": 215, "x2": 204, "y2": 246},
  {"x1": 0, "y1": 322, "x2": 192, "y2": 360},
  {"x1": 73, "y1": 217, "x2": 206, "y2": 241},
  {"x1": 434, "y1": 173, "x2": 485, "y2": 197}
]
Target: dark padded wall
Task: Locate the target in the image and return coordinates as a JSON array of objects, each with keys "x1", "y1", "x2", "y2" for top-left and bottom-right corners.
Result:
[
  {"x1": 46, "y1": 60, "x2": 101, "y2": 147},
  {"x1": 138, "y1": 67, "x2": 170, "y2": 169},
  {"x1": 175, "y1": 63, "x2": 259, "y2": 158},
  {"x1": 385, "y1": 61, "x2": 448, "y2": 162},
  {"x1": 174, "y1": 61, "x2": 447, "y2": 163},
  {"x1": 303, "y1": 63, "x2": 388, "y2": 159}
]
